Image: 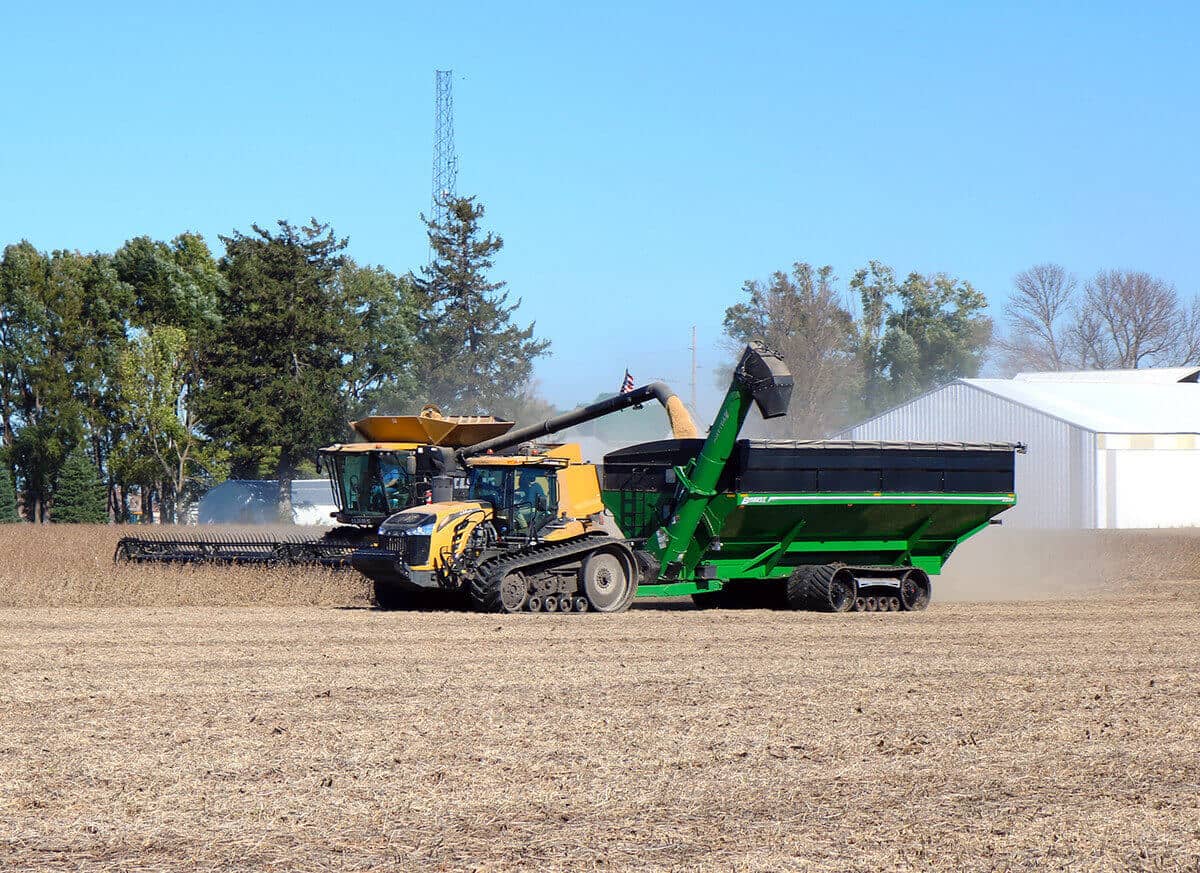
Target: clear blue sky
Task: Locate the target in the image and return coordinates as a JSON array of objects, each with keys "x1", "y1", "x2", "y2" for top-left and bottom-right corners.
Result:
[{"x1": 3, "y1": 2, "x2": 1197, "y2": 419}]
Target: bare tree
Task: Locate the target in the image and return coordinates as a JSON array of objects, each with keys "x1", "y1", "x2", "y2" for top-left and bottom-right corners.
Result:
[
  {"x1": 1000, "y1": 263, "x2": 1076, "y2": 371},
  {"x1": 1079, "y1": 270, "x2": 1185, "y2": 368},
  {"x1": 1003, "y1": 265, "x2": 1200, "y2": 372}
]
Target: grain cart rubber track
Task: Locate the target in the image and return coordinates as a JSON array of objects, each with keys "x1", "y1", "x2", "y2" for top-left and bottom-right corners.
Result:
[
  {"x1": 781, "y1": 564, "x2": 932, "y2": 612},
  {"x1": 468, "y1": 534, "x2": 638, "y2": 614},
  {"x1": 786, "y1": 565, "x2": 857, "y2": 612}
]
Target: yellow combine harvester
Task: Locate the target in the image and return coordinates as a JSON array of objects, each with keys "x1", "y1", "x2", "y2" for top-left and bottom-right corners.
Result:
[{"x1": 114, "y1": 406, "x2": 515, "y2": 573}]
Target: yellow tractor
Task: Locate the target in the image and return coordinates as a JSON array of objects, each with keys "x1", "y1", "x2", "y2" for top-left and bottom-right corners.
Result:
[{"x1": 352, "y1": 383, "x2": 699, "y2": 611}]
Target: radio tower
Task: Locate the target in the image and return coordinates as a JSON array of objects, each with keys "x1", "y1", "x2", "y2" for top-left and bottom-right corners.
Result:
[{"x1": 431, "y1": 70, "x2": 458, "y2": 233}]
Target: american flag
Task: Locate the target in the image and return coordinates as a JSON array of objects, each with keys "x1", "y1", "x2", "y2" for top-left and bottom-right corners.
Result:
[{"x1": 620, "y1": 369, "x2": 634, "y2": 394}]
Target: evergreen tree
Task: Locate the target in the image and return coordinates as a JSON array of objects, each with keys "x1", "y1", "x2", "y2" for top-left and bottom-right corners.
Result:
[
  {"x1": 414, "y1": 196, "x2": 550, "y2": 417},
  {"x1": 0, "y1": 462, "x2": 18, "y2": 522},
  {"x1": 197, "y1": 220, "x2": 356, "y2": 520},
  {"x1": 52, "y1": 447, "x2": 107, "y2": 523}
]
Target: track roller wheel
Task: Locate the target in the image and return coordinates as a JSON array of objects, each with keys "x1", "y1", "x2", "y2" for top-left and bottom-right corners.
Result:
[
  {"x1": 543, "y1": 595, "x2": 559, "y2": 613},
  {"x1": 527, "y1": 595, "x2": 543, "y2": 613},
  {"x1": 786, "y1": 565, "x2": 855, "y2": 612},
  {"x1": 571, "y1": 596, "x2": 589, "y2": 613},
  {"x1": 899, "y1": 569, "x2": 932, "y2": 611},
  {"x1": 887, "y1": 596, "x2": 901, "y2": 612},
  {"x1": 853, "y1": 596, "x2": 866, "y2": 612},
  {"x1": 499, "y1": 573, "x2": 529, "y2": 613},
  {"x1": 864, "y1": 596, "x2": 877, "y2": 612},
  {"x1": 580, "y1": 549, "x2": 637, "y2": 613}
]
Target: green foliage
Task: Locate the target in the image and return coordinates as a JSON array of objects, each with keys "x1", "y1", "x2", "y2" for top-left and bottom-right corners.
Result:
[
  {"x1": 114, "y1": 233, "x2": 224, "y2": 333},
  {"x1": 337, "y1": 259, "x2": 420, "y2": 417},
  {"x1": 724, "y1": 263, "x2": 861, "y2": 437},
  {"x1": 197, "y1": 219, "x2": 367, "y2": 517},
  {"x1": 113, "y1": 326, "x2": 228, "y2": 522},
  {"x1": 851, "y1": 261, "x2": 991, "y2": 416},
  {"x1": 0, "y1": 243, "x2": 122, "y2": 519},
  {"x1": 414, "y1": 197, "x2": 550, "y2": 415},
  {"x1": 52, "y1": 446, "x2": 107, "y2": 523},
  {"x1": 0, "y1": 462, "x2": 18, "y2": 522},
  {"x1": 725, "y1": 259, "x2": 993, "y2": 436}
]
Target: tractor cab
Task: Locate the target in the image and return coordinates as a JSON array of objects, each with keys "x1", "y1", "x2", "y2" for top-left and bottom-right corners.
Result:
[{"x1": 467, "y1": 458, "x2": 562, "y2": 538}]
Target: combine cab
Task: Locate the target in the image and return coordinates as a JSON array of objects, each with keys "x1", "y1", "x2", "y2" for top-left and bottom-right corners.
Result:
[{"x1": 114, "y1": 407, "x2": 514, "y2": 575}]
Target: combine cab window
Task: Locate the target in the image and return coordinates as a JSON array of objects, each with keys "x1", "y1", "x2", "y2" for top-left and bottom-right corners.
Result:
[{"x1": 326, "y1": 452, "x2": 412, "y2": 515}]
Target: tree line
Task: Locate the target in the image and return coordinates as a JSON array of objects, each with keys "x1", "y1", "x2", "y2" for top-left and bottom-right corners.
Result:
[
  {"x1": 0, "y1": 196, "x2": 549, "y2": 522},
  {"x1": 722, "y1": 260, "x2": 1200, "y2": 438},
  {"x1": 5, "y1": 194, "x2": 1196, "y2": 523}
]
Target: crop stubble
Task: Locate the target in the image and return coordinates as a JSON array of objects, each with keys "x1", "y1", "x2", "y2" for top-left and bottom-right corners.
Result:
[{"x1": 1, "y1": 525, "x2": 1198, "y2": 871}]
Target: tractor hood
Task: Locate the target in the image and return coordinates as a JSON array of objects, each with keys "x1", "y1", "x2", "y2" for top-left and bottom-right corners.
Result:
[{"x1": 378, "y1": 502, "x2": 490, "y2": 535}]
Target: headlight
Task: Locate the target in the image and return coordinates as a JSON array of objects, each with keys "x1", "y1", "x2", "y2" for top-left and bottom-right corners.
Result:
[
  {"x1": 379, "y1": 512, "x2": 436, "y2": 537},
  {"x1": 379, "y1": 521, "x2": 435, "y2": 537}
]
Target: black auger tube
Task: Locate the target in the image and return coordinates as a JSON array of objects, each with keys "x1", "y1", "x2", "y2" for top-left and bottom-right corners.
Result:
[{"x1": 456, "y1": 382, "x2": 680, "y2": 464}]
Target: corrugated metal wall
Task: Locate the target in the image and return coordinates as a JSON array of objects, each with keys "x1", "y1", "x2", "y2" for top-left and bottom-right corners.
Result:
[{"x1": 842, "y1": 382, "x2": 1095, "y2": 528}]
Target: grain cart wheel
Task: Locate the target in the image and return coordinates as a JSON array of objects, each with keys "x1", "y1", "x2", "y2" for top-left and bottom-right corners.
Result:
[
  {"x1": 580, "y1": 549, "x2": 636, "y2": 613},
  {"x1": 898, "y1": 569, "x2": 932, "y2": 611},
  {"x1": 786, "y1": 565, "x2": 855, "y2": 612}
]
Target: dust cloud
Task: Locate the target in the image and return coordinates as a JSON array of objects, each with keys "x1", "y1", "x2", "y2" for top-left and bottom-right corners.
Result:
[{"x1": 936, "y1": 527, "x2": 1200, "y2": 602}]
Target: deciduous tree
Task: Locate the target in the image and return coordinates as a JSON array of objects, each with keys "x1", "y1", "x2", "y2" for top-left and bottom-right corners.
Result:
[
  {"x1": 1000, "y1": 265, "x2": 1200, "y2": 372},
  {"x1": 724, "y1": 263, "x2": 860, "y2": 437},
  {"x1": 114, "y1": 326, "x2": 228, "y2": 523}
]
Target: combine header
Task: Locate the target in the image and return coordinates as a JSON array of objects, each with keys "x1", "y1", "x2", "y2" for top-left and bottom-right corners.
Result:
[{"x1": 351, "y1": 344, "x2": 1020, "y2": 613}]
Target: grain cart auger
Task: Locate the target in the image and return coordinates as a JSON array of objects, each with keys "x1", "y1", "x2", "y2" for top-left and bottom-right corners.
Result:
[{"x1": 112, "y1": 408, "x2": 514, "y2": 581}]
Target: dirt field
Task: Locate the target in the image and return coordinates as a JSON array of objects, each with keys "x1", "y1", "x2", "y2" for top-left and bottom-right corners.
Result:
[{"x1": 2, "y1": 526, "x2": 1199, "y2": 871}]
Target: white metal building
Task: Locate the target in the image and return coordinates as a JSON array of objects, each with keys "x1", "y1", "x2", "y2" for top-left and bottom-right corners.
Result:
[{"x1": 841, "y1": 368, "x2": 1200, "y2": 529}]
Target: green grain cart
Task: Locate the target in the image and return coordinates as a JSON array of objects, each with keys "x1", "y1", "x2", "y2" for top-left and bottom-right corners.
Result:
[{"x1": 597, "y1": 343, "x2": 1019, "y2": 611}]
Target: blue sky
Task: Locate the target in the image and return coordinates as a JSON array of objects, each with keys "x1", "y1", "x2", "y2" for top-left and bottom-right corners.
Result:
[{"x1": 3, "y1": 2, "x2": 1197, "y2": 419}]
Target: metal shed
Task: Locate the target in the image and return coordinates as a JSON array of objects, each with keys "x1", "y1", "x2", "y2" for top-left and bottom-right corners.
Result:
[{"x1": 840, "y1": 369, "x2": 1200, "y2": 529}]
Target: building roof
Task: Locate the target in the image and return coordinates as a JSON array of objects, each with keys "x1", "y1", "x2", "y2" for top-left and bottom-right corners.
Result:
[
  {"x1": 1014, "y1": 366, "x2": 1200, "y2": 384},
  {"x1": 962, "y1": 379, "x2": 1200, "y2": 434}
]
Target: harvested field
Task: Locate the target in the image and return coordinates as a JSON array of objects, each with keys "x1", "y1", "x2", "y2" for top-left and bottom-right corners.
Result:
[{"x1": 1, "y1": 525, "x2": 1199, "y2": 871}]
